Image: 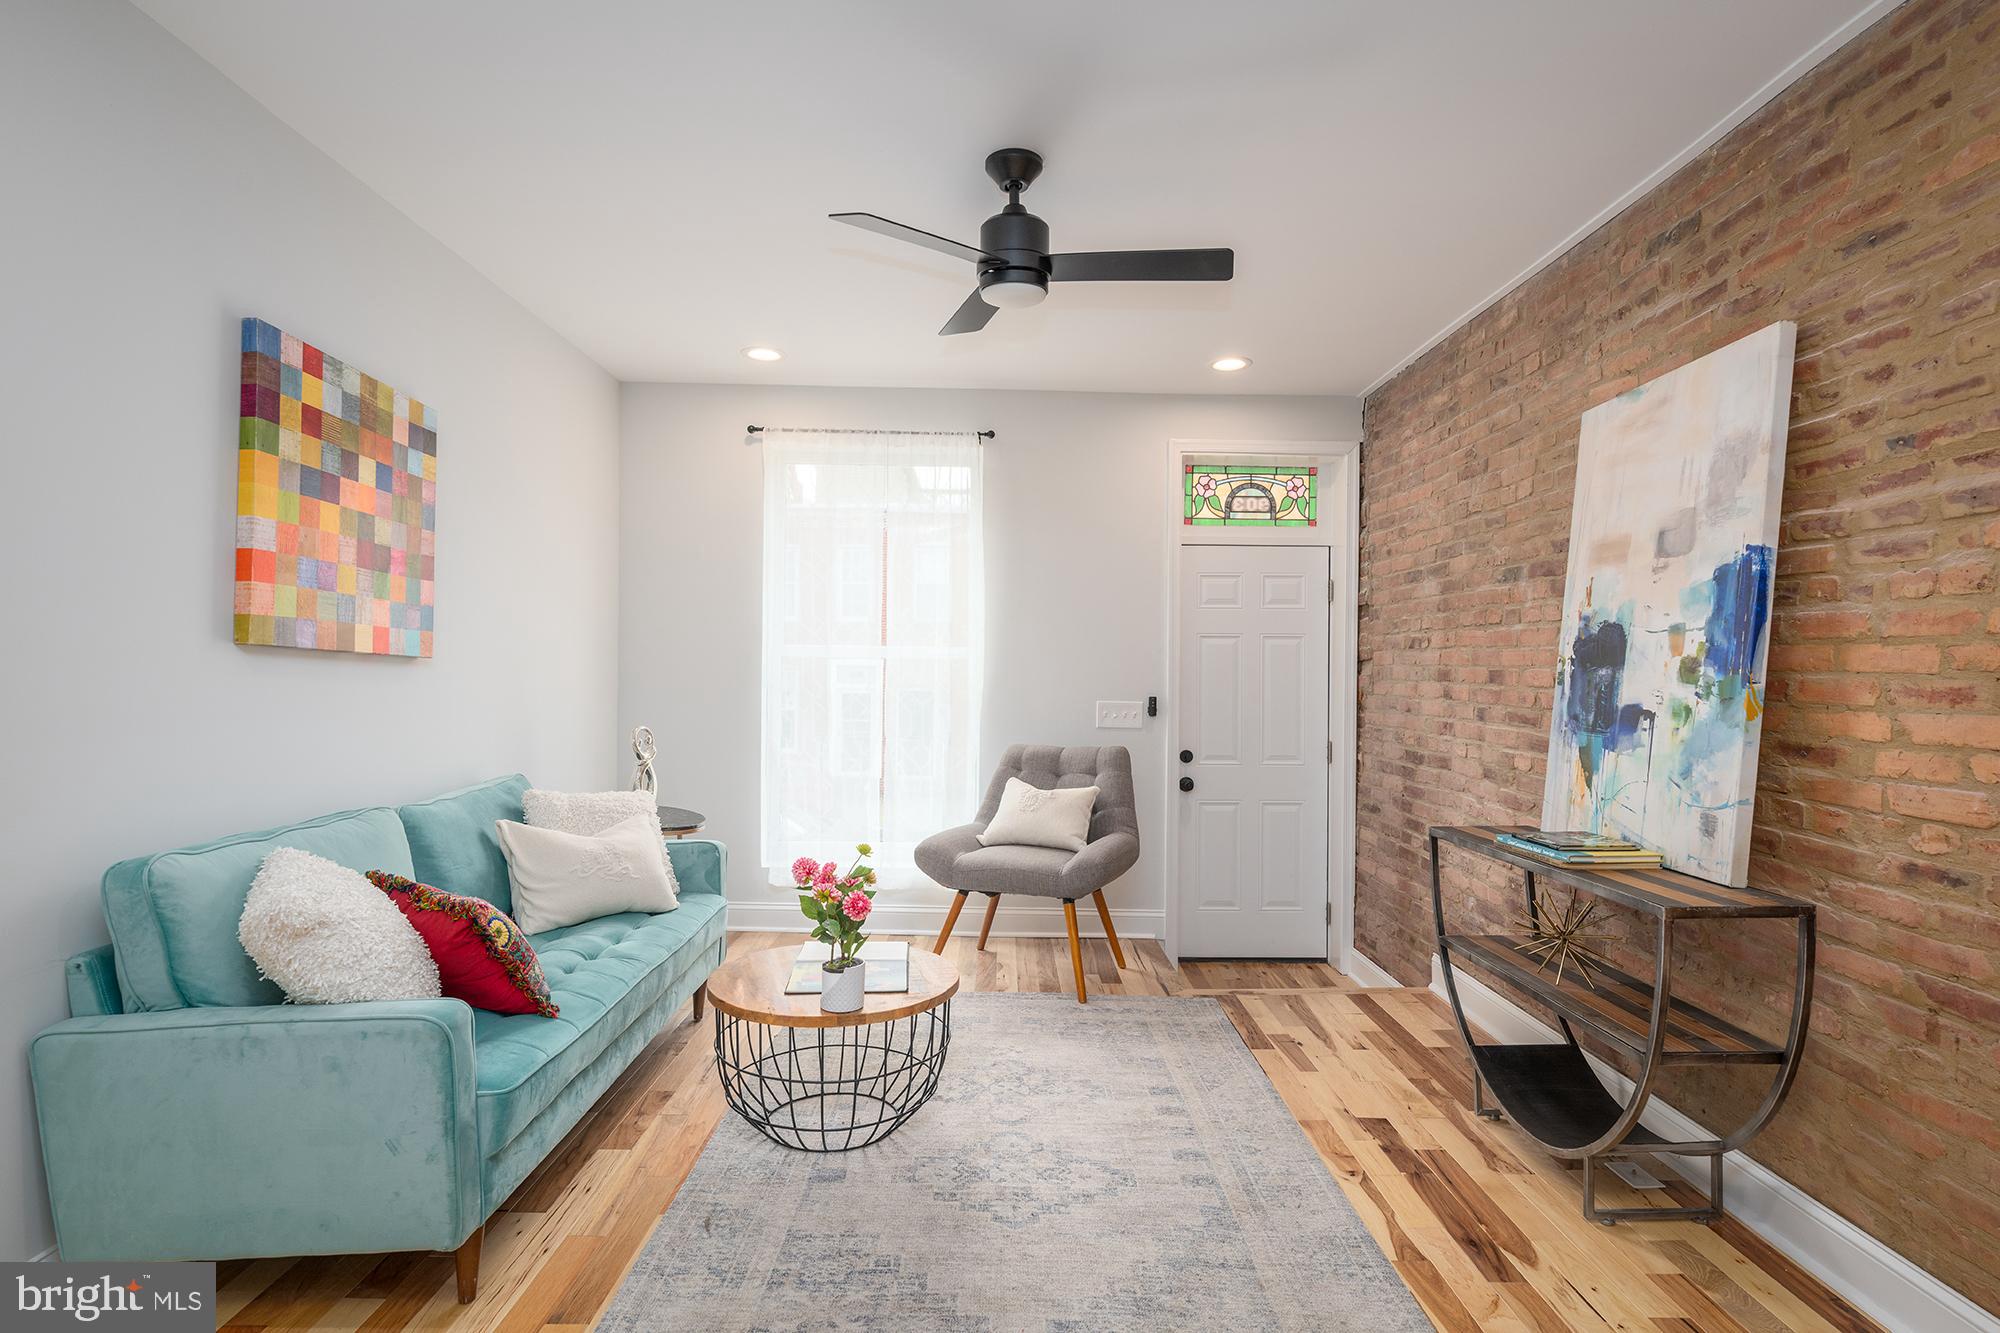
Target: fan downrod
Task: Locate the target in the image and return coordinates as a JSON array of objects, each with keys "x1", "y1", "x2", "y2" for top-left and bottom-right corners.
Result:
[{"x1": 984, "y1": 148, "x2": 1044, "y2": 194}]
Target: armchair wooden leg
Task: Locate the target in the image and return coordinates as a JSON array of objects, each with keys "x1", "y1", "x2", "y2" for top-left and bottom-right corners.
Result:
[
  {"x1": 1091, "y1": 890, "x2": 1126, "y2": 970},
  {"x1": 454, "y1": 1226, "x2": 483, "y2": 1303},
  {"x1": 976, "y1": 893, "x2": 1000, "y2": 951},
  {"x1": 934, "y1": 891, "x2": 970, "y2": 953},
  {"x1": 1064, "y1": 899, "x2": 1088, "y2": 1004},
  {"x1": 691, "y1": 982, "x2": 705, "y2": 1022}
]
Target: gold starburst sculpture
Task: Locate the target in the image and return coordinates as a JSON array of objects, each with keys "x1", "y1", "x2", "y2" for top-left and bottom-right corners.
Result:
[{"x1": 1512, "y1": 890, "x2": 1615, "y2": 989}]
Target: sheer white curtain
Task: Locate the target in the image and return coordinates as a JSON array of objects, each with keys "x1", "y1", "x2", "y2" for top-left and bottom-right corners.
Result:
[{"x1": 760, "y1": 431, "x2": 984, "y2": 882}]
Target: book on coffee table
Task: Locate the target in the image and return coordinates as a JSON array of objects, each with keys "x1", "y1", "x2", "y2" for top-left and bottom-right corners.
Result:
[{"x1": 783, "y1": 940, "x2": 911, "y2": 994}]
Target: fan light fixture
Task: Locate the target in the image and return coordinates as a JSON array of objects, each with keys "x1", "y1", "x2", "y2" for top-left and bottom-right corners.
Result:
[
  {"x1": 742, "y1": 346, "x2": 784, "y2": 362},
  {"x1": 981, "y1": 279, "x2": 1046, "y2": 310},
  {"x1": 1210, "y1": 356, "x2": 1252, "y2": 372}
]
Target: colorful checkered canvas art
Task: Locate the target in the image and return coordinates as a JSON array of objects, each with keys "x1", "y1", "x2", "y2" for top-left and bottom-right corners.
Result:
[{"x1": 235, "y1": 318, "x2": 435, "y2": 657}]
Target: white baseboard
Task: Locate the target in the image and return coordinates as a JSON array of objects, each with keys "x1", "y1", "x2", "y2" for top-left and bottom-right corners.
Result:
[
  {"x1": 1431, "y1": 955, "x2": 1999, "y2": 1333},
  {"x1": 726, "y1": 898, "x2": 1164, "y2": 941},
  {"x1": 1340, "y1": 947, "x2": 1402, "y2": 988}
]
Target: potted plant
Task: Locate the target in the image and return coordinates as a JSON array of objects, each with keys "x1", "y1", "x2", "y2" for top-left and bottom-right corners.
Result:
[{"x1": 794, "y1": 844, "x2": 877, "y2": 1013}]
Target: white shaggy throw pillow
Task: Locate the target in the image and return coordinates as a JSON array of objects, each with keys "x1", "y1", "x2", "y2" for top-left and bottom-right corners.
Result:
[
  {"x1": 977, "y1": 778, "x2": 1100, "y2": 853},
  {"x1": 238, "y1": 847, "x2": 441, "y2": 1004},
  {"x1": 523, "y1": 787, "x2": 681, "y2": 895},
  {"x1": 496, "y1": 812, "x2": 680, "y2": 935}
]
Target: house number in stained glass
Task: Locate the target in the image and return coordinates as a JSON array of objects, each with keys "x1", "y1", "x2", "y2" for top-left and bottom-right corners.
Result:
[{"x1": 1183, "y1": 465, "x2": 1317, "y2": 526}]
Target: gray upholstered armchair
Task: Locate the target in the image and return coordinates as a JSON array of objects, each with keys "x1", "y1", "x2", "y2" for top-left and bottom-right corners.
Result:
[{"x1": 917, "y1": 745, "x2": 1140, "y2": 1002}]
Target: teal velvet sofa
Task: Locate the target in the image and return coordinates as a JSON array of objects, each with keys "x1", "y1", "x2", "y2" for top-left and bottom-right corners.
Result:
[{"x1": 29, "y1": 774, "x2": 727, "y2": 1302}]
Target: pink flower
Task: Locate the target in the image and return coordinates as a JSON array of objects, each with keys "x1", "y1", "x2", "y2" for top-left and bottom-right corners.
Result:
[
  {"x1": 815, "y1": 862, "x2": 839, "y2": 886},
  {"x1": 791, "y1": 857, "x2": 820, "y2": 886},
  {"x1": 841, "y1": 891, "x2": 872, "y2": 922},
  {"x1": 1192, "y1": 474, "x2": 1217, "y2": 498},
  {"x1": 1285, "y1": 475, "x2": 1309, "y2": 499}
]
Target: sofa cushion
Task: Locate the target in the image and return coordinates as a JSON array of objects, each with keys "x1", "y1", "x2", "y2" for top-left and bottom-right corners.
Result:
[
  {"x1": 397, "y1": 774, "x2": 529, "y2": 914},
  {"x1": 102, "y1": 806, "x2": 415, "y2": 1012},
  {"x1": 472, "y1": 895, "x2": 727, "y2": 1157}
]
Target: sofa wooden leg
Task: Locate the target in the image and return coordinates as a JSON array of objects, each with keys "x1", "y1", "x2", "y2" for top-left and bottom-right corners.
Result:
[
  {"x1": 455, "y1": 1227, "x2": 482, "y2": 1303},
  {"x1": 933, "y1": 891, "x2": 969, "y2": 952},
  {"x1": 1091, "y1": 890, "x2": 1127, "y2": 970},
  {"x1": 692, "y1": 982, "x2": 705, "y2": 1022},
  {"x1": 1064, "y1": 899, "x2": 1088, "y2": 1004},
  {"x1": 976, "y1": 894, "x2": 1000, "y2": 951}
]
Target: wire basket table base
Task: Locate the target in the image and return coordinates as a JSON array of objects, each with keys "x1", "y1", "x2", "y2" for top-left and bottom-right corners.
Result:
[{"x1": 714, "y1": 1003, "x2": 952, "y2": 1151}]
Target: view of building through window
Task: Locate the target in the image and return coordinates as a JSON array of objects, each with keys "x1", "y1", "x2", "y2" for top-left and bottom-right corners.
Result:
[{"x1": 760, "y1": 432, "x2": 984, "y2": 878}]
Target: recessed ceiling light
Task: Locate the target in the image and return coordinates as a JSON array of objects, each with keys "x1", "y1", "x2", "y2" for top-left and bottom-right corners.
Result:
[
  {"x1": 742, "y1": 346, "x2": 783, "y2": 362},
  {"x1": 1210, "y1": 355, "x2": 1252, "y2": 372}
]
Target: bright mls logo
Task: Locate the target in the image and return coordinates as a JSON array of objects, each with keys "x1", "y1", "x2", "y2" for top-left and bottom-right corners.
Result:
[{"x1": 6, "y1": 1263, "x2": 213, "y2": 1330}]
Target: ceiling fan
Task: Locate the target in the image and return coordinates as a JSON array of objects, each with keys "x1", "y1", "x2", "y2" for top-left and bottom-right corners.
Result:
[{"x1": 831, "y1": 148, "x2": 1235, "y2": 336}]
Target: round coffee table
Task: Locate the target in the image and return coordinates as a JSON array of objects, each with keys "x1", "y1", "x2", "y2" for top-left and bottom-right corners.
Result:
[{"x1": 706, "y1": 946, "x2": 959, "y2": 1151}]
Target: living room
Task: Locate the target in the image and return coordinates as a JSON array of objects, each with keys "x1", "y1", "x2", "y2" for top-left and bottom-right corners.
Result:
[{"x1": 5, "y1": 1, "x2": 1997, "y2": 1330}]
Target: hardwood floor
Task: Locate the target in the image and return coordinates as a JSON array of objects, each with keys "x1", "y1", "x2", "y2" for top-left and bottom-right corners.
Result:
[{"x1": 214, "y1": 932, "x2": 1879, "y2": 1332}]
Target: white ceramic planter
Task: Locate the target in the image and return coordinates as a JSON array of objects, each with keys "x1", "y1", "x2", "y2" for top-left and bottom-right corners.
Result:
[{"x1": 819, "y1": 960, "x2": 866, "y2": 1013}]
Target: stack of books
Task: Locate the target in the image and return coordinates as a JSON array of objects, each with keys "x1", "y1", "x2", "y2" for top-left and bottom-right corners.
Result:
[{"x1": 1496, "y1": 830, "x2": 1663, "y2": 867}]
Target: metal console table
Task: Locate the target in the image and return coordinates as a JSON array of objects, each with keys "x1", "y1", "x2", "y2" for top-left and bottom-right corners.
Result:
[{"x1": 1429, "y1": 825, "x2": 1815, "y2": 1224}]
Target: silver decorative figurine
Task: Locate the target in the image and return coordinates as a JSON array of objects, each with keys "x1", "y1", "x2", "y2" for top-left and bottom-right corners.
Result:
[{"x1": 631, "y1": 726, "x2": 658, "y2": 800}]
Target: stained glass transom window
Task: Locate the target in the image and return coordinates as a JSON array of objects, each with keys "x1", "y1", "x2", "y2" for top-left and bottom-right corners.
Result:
[{"x1": 1183, "y1": 464, "x2": 1317, "y2": 526}]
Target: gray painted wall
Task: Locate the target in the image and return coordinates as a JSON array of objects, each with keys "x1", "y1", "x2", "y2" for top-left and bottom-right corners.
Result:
[
  {"x1": 0, "y1": 3, "x2": 623, "y2": 1257},
  {"x1": 619, "y1": 383, "x2": 1361, "y2": 936}
]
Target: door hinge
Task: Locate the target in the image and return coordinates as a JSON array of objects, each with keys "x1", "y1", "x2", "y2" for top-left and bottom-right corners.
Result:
[
  {"x1": 1328, "y1": 739, "x2": 1335, "y2": 764},
  {"x1": 1325, "y1": 902, "x2": 1332, "y2": 925},
  {"x1": 1328, "y1": 578, "x2": 1336, "y2": 604}
]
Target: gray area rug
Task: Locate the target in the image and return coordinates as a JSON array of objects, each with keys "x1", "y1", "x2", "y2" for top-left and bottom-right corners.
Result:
[{"x1": 600, "y1": 993, "x2": 1432, "y2": 1331}]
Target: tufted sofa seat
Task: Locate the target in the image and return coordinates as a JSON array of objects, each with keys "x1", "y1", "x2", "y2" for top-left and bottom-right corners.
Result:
[{"x1": 476, "y1": 903, "x2": 724, "y2": 1159}]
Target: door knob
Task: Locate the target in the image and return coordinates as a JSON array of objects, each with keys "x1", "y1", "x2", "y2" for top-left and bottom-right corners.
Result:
[
  {"x1": 1179, "y1": 749, "x2": 1193, "y2": 764},
  {"x1": 1179, "y1": 777, "x2": 1194, "y2": 792}
]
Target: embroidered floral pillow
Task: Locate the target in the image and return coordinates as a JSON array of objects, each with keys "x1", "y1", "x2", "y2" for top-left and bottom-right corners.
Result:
[
  {"x1": 976, "y1": 777, "x2": 1100, "y2": 852},
  {"x1": 367, "y1": 871, "x2": 557, "y2": 1018}
]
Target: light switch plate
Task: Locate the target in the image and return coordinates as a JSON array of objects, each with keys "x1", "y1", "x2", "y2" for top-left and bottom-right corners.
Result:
[{"x1": 1095, "y1": 700, "x2": 1144, "y2": 729}]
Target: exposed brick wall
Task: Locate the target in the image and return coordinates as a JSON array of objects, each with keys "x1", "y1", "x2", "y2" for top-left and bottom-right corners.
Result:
[{"x1": 1356, "y1": 0, "x2": 2000, "y2": 1308}]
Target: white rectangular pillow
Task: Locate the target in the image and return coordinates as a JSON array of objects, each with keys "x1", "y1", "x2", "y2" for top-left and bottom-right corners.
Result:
[
  {"x1": 976, "y1": 777, "x2": 1099, "y2": 853},
  {"x1": 495, "y1": 812, "x2": 680, "y2": 934},
  {"x1": 523, "y1": 787, "x2": 681, "y2": 894}
]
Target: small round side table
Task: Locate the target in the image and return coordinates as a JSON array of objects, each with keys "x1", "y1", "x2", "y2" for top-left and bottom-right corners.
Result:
[
  {"x1": 656, "y1": 805, "x2": 706, "y2": 839},
  {"x1": 705, "y1": 946, "x2": 959, "y2": 1152}
]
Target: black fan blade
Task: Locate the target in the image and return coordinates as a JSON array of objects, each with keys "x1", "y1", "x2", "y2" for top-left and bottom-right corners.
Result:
[
  {"x1": 831, "y1": 213, "x2": 993, "y2": 265},
  {"x1": 1048, "y1": 248, "x2": 1235, "y2": 282},
  {"x1": 939, "y1": 289, "x2": 997, "y2": 336}
]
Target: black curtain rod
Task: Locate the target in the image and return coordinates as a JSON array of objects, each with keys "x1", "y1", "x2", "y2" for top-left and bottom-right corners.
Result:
[{"x1": 746, "y1": 425, "x2": 994, "y2": 439}]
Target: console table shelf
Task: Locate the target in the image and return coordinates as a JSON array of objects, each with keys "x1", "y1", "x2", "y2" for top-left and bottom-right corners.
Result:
[
  {"x1": 1444, "y1": 934, "x2": 1783, "y2": 1064},
  {"x1": 1429, "y1": 825, "x2": 1815, "y2": 1226}
]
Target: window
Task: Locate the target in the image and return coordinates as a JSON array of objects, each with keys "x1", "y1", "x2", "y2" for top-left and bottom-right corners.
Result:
[
  {"x1": 1183, "y1": 461, "x2": 1318, "y2": 526},
  {"x1": 762, "y1": 432, "x2": 983, "y2": 877}
]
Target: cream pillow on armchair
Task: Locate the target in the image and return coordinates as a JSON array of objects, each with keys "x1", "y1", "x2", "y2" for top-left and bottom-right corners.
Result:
[
  {"x1": 495, "y1": 813, "x2": 680, "y2": 934},
  {"x1": 976, "y1": 777, "x2": 1099, "y2": 853}
]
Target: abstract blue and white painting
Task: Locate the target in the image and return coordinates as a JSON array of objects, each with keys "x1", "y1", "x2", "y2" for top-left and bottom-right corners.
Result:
[{"x1": 1541, "y1": 322, "x2": 1796, "y2": 886}]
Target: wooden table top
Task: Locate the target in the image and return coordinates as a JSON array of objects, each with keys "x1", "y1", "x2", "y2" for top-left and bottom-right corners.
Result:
[{"x1": 704, "y1": 946, "x2": 960, "y2": 1029}]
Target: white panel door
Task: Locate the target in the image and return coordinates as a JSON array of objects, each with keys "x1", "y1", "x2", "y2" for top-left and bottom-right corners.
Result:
[{"x1": 1177, "y1": 545, "x2": 1331, "y2": 957}]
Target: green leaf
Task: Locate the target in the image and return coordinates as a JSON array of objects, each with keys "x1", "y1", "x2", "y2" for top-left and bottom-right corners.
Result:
[
  {"x1": 1207, "y1": 494, "x2": 1224, "y2": 515},
  {"x1": 1277, "y1": 497, "x2": 1293, "y2": 516},
  {"x1": 799, "y1": 898, "x2": 819, "y2": 921}
]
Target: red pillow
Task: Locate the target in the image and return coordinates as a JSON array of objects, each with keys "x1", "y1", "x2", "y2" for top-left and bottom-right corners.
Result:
[{"x1": 367, "y1": 871, "x2": 558, "y2": 1017}]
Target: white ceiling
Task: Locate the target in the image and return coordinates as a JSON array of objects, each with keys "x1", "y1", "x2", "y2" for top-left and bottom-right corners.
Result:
[{"x1": 136, "y1": 0, "x2": 1882, "y2": 395}]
